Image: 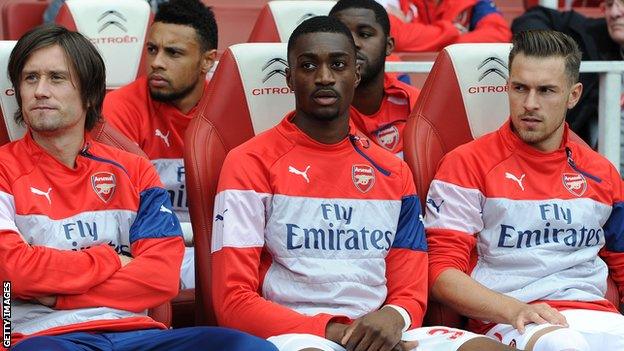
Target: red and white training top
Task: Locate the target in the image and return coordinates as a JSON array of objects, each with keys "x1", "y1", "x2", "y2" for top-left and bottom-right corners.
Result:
[
  {"x1": 425, "y1": 121, "x2": 624, "y2": 333},
  {"x1": 350, "y1": 75, "x2": 420, "y2": 158},
  {"x1": 0, "y1": 132, "x2": 184, "y2": 344},
  {"x1": 211, "y1": 112, "x2": 428, "y2": 338},
  {"x1": 103, "y1": 76, "x2": 208, "y2": 223}
]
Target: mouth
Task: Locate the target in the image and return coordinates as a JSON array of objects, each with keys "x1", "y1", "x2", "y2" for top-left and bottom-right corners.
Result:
[
  {"x1": 31, "y1": 106, "x2": 56, "y2": 111},
  {"x1": 312, "y1": 89, "x2": 339, "y2": 106},
  {"x1": 148, "y1": 74, "x2": 169, "y2": 88},
  {"x1": 519, "y1": 115, "x2": 542, "y2": 128},
  {"x1": 356, "y1": 54, "x2": 366, "y2": 66}
]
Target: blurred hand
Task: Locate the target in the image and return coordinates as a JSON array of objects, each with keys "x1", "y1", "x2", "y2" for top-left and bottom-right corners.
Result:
[
  {"x1": 469, "y1": 0, "x2": 500, "y2": 30},
  {"x1": 387, "y1": 5, "x2": 410, "y2": 23},
  {"x1": 119, "y1": 254, "x2": 133, "y2": 267},
  {"x1": 35, "y1": 295, "x2": 57, "y2": 307}
]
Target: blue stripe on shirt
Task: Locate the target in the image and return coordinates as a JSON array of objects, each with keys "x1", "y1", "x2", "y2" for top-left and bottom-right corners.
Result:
[
  {"x1": 392, "y1": 195, "x2": 427, "y2": 251},
  {"x1": 129, "y1": 187, "x2": 183, "y2": 244}
]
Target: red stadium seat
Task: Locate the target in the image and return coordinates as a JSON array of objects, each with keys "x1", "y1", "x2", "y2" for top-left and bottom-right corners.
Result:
[
  {"x1": 0, "y1": 0, "x2": 48, "y2": 40},
  {"x1": 184, "y1": 42, "x2": 292, "y2": 325},
  {"x1": 55, "y1": 0, "x2": 151, "y2": 89},
  {"x1": 0, "y1": 39, "x2": 170, "y2": 327},
  {"x1": 403, "y1": 43, "x2": 621, "y2": 327},
  {"x1": 248, "y1": 0, "x2": 336, "y2": 42}
]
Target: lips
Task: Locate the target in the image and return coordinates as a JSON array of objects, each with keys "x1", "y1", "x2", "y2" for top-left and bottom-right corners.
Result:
[
  {"x1": 148, "y1": 74, "x2": 169, "y2": 88},
  {"x1": 312, "y1": 89, "x2": 339, "y2": 106}
]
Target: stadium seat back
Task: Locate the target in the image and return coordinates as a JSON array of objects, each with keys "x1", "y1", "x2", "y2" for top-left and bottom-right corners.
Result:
[
  {"x1": 404, "y1": 43, "x2": 621, "y2": 327},
  {"x1": 248, "y1": 0, "x2": 335, "y2": 42},
  {"x1": 404, "y1": 43, "x2": 512, "y2": 207},
  {"x1": 0, "y1": 40, "x2": 24, "y2": 144},
  {"x1": 56, "y1": 0, "x2": 150, "y2": 89},
  {"x1": 1, "y1": 0, "x2": 48, "y2": 41},
  {"x1": 184, "y1": 42, "x2": 291, "y2": 325}
]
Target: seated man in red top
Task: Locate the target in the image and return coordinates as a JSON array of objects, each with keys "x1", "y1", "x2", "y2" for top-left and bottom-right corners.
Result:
[
  {"x1": 1, "y1": 23, "x2": 276, "y2": 351},
  {"x1": 330, "y1": 0, "x2": 420, "y2": 158},
  {"x1": 211, "y1": 15, "x2": 515, "y2": 351},
  {"x1": 374, "y1": 0, "x2": 511, "y2": 52},
  {"x1": 102, "y1": 0, "x2": 217, "y2": 289}
]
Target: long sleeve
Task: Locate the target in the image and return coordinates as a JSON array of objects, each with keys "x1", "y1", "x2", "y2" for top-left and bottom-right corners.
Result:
[
  {"x1": 56, "y1": 166, "x2": 184, "y2": 312},
  {"x1": 384, "y1": 165, "x2": 428, "y2": 328},
  {"x1": 390, "y1": 15, "x2": 461, "y2": 52},
  {"x1": 600, "y1": 167, "x2": 624, "y2": 303},
  {"x1": 424, "y1": 152, "x2": 484, "y2": 289},
  {"x1": 211, "y1": 151, "x2": 341, "y2": 338},
  {"x1": 456, "y1": 13, "x2": 511, "y2": 44},
  {"x1": 0, "y1": 174, "x2": 120, "y2": 299}
]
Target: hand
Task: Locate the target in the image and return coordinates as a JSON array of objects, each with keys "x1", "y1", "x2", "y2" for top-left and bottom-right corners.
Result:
[
  {"x1": 35, "y1": 295, "x2": 57, "y2": 307},
  {"x1": 119, "y1": 254, "x2": 133, "y2": 267},
  {"x1": 341, "y1": 307, "x2": 405, "y2": 351},
  {"x1": 326, "y1": 321, "x2": 349, "y2": 345},
  {"x1": 506, "y1": 302, "x2": 568, "y2": 333}
]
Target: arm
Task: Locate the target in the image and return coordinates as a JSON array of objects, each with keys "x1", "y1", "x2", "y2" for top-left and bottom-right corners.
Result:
[
  {"x1": 389, "y1": 15, "x2": 461, "y2": 52},
  {"x1": 600, "y1": 169, "x2": 624, "y2": 303},
  {"x1": 212, "y1": 152, "x2": 345, "y2": 339},
  {"x1": 426, "y1": 162, "x2": 566, "y2": 332},
  {"x1": 55, "y1": 166, "x2": 185, "y2": 312},
  {"x1": 0, "y1": 178, "x2": 121, "y2": 299}
]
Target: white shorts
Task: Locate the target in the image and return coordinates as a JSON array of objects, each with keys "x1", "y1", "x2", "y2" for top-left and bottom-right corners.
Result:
[
  {"x1": 268, "y1": 326, "x2": 481, "y2": 351},
  {"x1": 485, "y1": 309, "x2": 624, "y2": 350}
]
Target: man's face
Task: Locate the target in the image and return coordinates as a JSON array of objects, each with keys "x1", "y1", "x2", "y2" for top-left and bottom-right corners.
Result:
[
  {"x1": 286, "y1": 32, "x2": 360, "y2": 121},
  {"x1": 332, "y1": 8, "x2": 392, "y2": 85},
  {"x1": 508, "y1": 53, "x2": 582, "y2": 152},
  {"x1": 146, "y1": 22, "x2": 210, "y2": 102},
  {"x1": 605, "y1": 0, "x2": 624, "y2": 46},
  {"x1": 19, "y1": 45, "x2": 86, "y2": 135}
]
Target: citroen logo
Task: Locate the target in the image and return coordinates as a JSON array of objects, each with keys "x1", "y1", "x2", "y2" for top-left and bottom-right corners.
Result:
[
  {"x1": 98, "y1": 10, "x2": 128, "y2": 33},
  {"x1": 477, "y1": 56, "x2": 508, "y2": 82},
  {"x1": 262, "y1": 57, "x2": 288, "y2": 83}
]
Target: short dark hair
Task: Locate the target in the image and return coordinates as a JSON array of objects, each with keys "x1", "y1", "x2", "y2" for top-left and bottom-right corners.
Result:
[
  {"x1": 154, "y1": 0, "x2": 218, "y2": 51},
  {"x1": 8, "y1": 24, "x2": 105, "y2": 131},
  {"x1": 329, "y1": 0, "x2": 391, "y2": 36},
  {"x1": 287, "y1": 16, "x2": 356, "y2": 64},
  {"x1": 509, "y1": 30, "x2": 582, "y2": 84}
]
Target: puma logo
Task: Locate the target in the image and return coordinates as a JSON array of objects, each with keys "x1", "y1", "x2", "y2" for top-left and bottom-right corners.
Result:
[
  {"x1": 215, "y1": 209, "x2": 228, "y2": 221},
  {"x1": 426, "y1": 198, "x2": 444, "y2": 213},
  {"x1": 31, "y1": 186, "x2": 52, "y2": 204},
  {"x1": 505, "y1": 172, "x2": 526, "y2": 191},
  {"x1": 159, "y1": 205, "x2": 173, "y2": 214},
  {"x1": 288, "y1": 165, "x2": 310, "y2": 183},
  {"x1": 155, "y1": 129, "x2": 170, "y2": 147}
]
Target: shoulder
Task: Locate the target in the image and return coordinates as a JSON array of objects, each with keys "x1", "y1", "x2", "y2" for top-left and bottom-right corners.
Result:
[{"x1": 103, "y1": 77, "x2": 149, "y2": 113}]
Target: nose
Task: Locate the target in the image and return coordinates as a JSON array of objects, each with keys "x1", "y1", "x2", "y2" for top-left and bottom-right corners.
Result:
[
  {"x1": 150, "y1": 51, "x2": 165, "y2": 70},
  {"x1": 352, "y1": 32, "x2": 362, "y2": 51},
  {"x1": 34, "y1": 77, "x2": 51, "y2": 99},
  {"x1": 523, "y1": 89, "x2": 539, "y2": 111},
  {"x1": 315, "y1": 63, "x2": 335, "y2": 86}
]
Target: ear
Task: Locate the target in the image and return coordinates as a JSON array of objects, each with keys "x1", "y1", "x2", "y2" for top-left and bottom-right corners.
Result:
[
  {"x1": 285, "y1": 66, "x2": 293, "y2": 91},
  {"x1": 386, "y1": 36, "x2": 395, "y2": 56},
  {"x1": 200, "y1": 49, "x2": 218, "y2": 74},
  {"x1": 567, "y1": 82, "x2": 583, "y2": 109}
]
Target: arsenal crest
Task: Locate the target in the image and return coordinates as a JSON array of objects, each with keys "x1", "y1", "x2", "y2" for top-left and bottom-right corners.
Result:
[
  {"x1": 91, "y1": 172, "x2": 116, "y2": 203},
  {"x1": 352, "y1": 164, "x2": 375, "y2": 193},
  {"x1": 562, "y1": 173, "x2": 587, "y2": 197},
  {"x1": 375, "y1": 125, "x2": 400, "y2": 151}
]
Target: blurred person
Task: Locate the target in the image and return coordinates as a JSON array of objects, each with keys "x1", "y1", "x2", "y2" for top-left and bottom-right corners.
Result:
[
  {"x1": 0, "y1": 23, "x2": 277, "y2": 351},
  {"x1": 103, "y1": 0, "x2": 218, "y2": 289},
  {"x1": 374, "y1": 0, "x2": 511, "y2": 52},
  {"x1": 330, "y1": 0, "x2": 421, "y2": 158}
]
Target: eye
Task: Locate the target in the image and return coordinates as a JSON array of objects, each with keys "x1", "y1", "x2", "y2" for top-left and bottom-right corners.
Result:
[
  {"x1": 332, "y1": 61, "x2": 346, "y2": 69},
  {"x1": 513, "y1": 85, "x2": 525, "y2": 92},
  {"x1": 50, "y1": 73, "x2": 64, "y2": 82},
  {"x1": 23, "y1": 74, "x2": 38, "y2": 83},
  {"x1": 359, "y1": 31, "x2": 373, "y2": 39},
  {"x1": 301, "y1": 62, "x2": 316, "y2": 70},
  {"x1": 146, "y1": 45, "x2": 157, "y2": 55}
]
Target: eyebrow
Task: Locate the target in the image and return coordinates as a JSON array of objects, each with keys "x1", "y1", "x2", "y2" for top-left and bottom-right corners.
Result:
[
  {"x1": 297, "y1": 51, "x2": 351, "y2": 60},
  {"x1": 21, "y1": 69, "x2": 70, "y2": 76},
  {"x1": 511, "y1": 81, "x2": 559, "y2": 89}
]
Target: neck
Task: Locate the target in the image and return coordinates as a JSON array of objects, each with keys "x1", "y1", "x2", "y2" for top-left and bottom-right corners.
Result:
[
  {"x1": 172, "y1": 81, "x2": 205, "y2": 114},
  {"x1": 31, "y1": 129, "x2": 85, "y2": 168},
  {"x1": 292, "y1": 110, "x2": 350, "y2": 144},
  {"x1": 352, "y1": 72, "x2": 385, "y2": 115}
]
